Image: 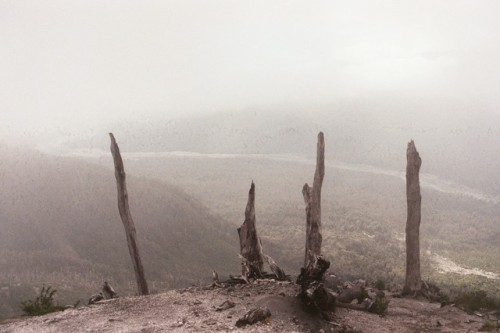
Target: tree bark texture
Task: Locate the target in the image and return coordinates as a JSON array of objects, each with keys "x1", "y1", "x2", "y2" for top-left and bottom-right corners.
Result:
[
  {"x1": 237, "y1": 181, "x2": 264, "y2": 278},
  {"x1": 296, "y1": 254, "x2": 335, "y2": 312},
  {"x1": 404, "y1": 140, "x2": 422, "y2": 295},
  {"x1": 109, "y1": 133, "x2": 149, "y2": 295},
  {"x1": 303, "y1": 132, "x2": 325, "y2": 267},
  {"x1": 263, "y1": 254, "x2": 288, "y2": 281}
]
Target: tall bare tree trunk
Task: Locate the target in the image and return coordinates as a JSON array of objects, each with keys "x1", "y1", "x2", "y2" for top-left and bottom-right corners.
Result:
[
  {"x1": 109, "y1": 133, "x2": 149, "y2": 295},
  {"x1": 237, "y1": 181, "x2": 264, "y2": 278},
  {"x1": 303, "y1": 132, "x2": 325, "y2": 267},
  {"x1": 403, "y1": 140, "x2": 422, "y2": 295}
]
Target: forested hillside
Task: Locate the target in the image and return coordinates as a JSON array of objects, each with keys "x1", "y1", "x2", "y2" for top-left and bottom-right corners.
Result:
[
  {"x1": 0, "y1": 146, "x2": 240, "y2": 319},
  {"x1": 81, "y1": 148, "x2": 500, "y2": 298},
  {"x1": 2, "y1": 127, "x2": 499, "y2": 320}
]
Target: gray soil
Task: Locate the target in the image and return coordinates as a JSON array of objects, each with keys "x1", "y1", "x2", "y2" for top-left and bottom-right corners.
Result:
[{"x1": 0, "y1": 280, "x2": 490, "y2": 333}]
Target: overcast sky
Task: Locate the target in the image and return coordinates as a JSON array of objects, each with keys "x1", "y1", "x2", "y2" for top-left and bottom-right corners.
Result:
[{"x1": 1, "y1": 0, "x2": 499, "y2": 142}]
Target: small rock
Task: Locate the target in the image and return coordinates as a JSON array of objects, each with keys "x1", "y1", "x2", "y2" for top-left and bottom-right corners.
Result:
[
  {"x1": 171, "y1": 317, "x2": 187, "y2": 328},
  {"x1": 215, "y1": 300, "x2": 236, "y2": 312},
  {"x1": 236, "y1": 307, "x2": 272, "y2": 327},
  {"x1": 339, "y1": 323, "x2": 359, "y2": 333}
]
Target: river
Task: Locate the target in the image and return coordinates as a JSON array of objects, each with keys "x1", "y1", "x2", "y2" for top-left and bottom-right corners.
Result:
[{"x1": 65, "y1": 149, "x2": 500, "y2": 205}]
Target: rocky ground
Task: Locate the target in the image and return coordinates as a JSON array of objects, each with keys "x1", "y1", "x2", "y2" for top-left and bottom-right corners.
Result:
[{"x1": 0, "y1": 280, "x2": 493, "y2": 333}]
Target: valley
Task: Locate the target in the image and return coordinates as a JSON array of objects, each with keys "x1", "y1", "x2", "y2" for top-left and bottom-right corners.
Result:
[
  {"x1": 70, "y1": 147, "x2": 500, "y2": 295},
  {"x1": 1, "y1": 121, "x2": 498, "y2": 320}
]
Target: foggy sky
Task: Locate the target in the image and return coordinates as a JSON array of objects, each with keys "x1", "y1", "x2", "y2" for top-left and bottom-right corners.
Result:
[{"x1": 1, "y1": 0, "x2": 500, "y2": 142}]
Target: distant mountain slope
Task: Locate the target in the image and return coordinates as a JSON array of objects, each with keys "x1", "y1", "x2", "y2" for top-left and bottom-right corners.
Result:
[
  {"x1": 72, "y1": 149, "x2": 500, "y2": 301},
  {"x1": 58, "y1": 101, "x2": 500, "y2": 195},
  {"x1": 0, "y1": 146, "x2": 240, "y2": 319}
]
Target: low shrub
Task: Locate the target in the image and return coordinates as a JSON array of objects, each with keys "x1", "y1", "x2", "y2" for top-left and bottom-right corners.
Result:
[
  {"x1": 20, "y1": 286, "x2": 65, "y2": 316},
  {"x1": 374, "y1": 278, "x2": 386, "y2": 291},
  {"x1": 479, "y1": 320, "x2": 499, "y2": 332},
  {"x1": 453, "y1": 290, "x2": 499, "y2": 313}
]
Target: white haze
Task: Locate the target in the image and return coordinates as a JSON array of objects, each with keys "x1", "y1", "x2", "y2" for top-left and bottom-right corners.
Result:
[
  {"x1": 1, "y1": 0, "x2": 500, "y2": 142},
  {"x1": 1, "y1": 3, "x2": 500, "y2": 316}
]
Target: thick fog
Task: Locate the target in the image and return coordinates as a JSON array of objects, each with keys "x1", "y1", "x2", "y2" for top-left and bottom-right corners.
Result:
[
  {"x1": 2, "y1": 2, "x2": 500, "y2": 320},
  {"x1": 1, "y1": 0, "x2": 500, "y2": 141}
]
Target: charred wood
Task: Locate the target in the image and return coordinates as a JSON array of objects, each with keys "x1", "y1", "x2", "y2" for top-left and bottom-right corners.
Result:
[{"x1": 235, "y1": 307, "x2": 272, "y2": 327}]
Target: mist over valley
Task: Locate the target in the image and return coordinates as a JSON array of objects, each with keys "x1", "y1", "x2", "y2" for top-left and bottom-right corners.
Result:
[{"x1": 1, "y1": 1, "x2": 499, "y2": 330}]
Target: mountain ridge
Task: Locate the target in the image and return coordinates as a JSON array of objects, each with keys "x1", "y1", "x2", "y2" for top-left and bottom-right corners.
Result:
[{"x1": 51, "y1": 108, "x2": 500, "y2": 196}]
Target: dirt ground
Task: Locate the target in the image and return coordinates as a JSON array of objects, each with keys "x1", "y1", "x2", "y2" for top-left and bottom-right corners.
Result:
[{"x1": 0, "y1": 280, "x2": 491, "y2": 333}]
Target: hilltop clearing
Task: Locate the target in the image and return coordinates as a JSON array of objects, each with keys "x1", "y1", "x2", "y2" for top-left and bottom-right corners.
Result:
[{"x1": 0, "y1": 280, "x2": 492, "y2": 333}]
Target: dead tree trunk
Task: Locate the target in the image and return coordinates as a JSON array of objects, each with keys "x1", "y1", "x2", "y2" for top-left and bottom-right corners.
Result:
[
  {"x1": 109, "y1": 133, "x2": 149, "y2": 296},
  {"x1": 237, "y1": 181, "x2": 264, "y2": 279},
  {"x1": 303, "y1": 132, "x2": 325, "y2": 267},
  {"x1": 403, "y1": 140, "x2": 422, "y2": 295}
]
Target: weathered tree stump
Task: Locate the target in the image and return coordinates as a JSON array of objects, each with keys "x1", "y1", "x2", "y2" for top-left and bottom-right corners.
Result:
[
  {"x1": 109, "y1": 133, "x2": 149, "y2": 296},
  {"x1": 296, "y1": 132, "x2": 389, "y2": 316},
  {"x1": 297, "y1": 254, "x2": 336, "y2": 312},
  {"x1": 237, "y1": 181, "x2": 264, "y2": 279},
  {"x1": 297, "y1": 133, "x2": 331, "y2": 314},
  {"x1": 303, "y1": 132, "x2": 325, "y2": 268},
  {"x1": 297, "y1": 253, "x2": 330, "y2": 285},
  {"x1": 403, "y1": 140, "x2": 422, "y2": 296},
  {"x1": 237, "y1": 182, "x2": 287, "y2": 281}
]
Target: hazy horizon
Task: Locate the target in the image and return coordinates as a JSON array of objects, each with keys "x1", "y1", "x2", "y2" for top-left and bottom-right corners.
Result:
[
  {"x1": 1, "y1": 0, "x2": 500, "y2": 146},
  {"x1": 1, "y1": 2, "x2": 500, "y2": 321}
]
